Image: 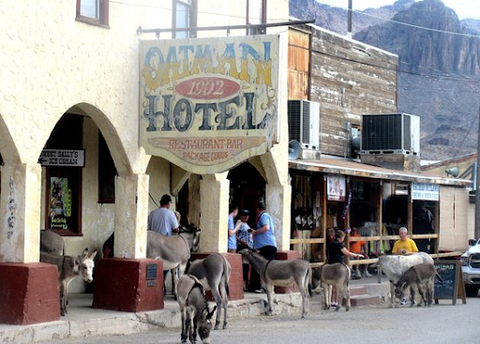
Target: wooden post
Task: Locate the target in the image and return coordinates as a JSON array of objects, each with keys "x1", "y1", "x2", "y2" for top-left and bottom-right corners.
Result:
[
  {"x1": 408, "y1": 182, "x2": 413, "y2": 232},
  {"x1": 322, "y1": 175, "x2": 328, "y2": 262}
]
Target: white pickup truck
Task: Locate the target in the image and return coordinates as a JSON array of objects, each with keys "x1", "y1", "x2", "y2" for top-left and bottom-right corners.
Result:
[{"x1": 461, "y1": 238, "x2": 480, "y2": 297}]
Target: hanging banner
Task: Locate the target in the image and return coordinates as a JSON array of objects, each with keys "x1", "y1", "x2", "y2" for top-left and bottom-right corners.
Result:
[
  {"x1": 412, "y1": 183, "x2": 440, "y2": 201},
  {"x1": 327, "y1": 175, "x2": 346, "y2": 201},
  {"x1": 139, "y1": 35, "x2": 281, "y2": 174}
]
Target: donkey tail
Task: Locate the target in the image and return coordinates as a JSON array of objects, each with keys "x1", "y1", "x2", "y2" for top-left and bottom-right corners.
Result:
[
  {"x1": 223, "y1": 255, "x2": 230, "y2": 297},
  {"x1": 307, "y1": 265, "x2": 313, "y2": 296}
]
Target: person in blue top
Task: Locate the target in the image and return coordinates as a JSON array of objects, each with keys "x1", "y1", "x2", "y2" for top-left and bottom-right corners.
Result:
[
  {"x1": 228, "y1": 204, "x2": 241, "y2": 253},
  {"x1": 250, "y1": 201, "x2": 277, "y2": 292},
  {"x1": 147, "y1": 194, "x2": 179, "y2": 236}
]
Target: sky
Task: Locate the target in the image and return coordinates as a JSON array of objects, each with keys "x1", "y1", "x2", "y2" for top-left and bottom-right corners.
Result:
[{"x1": 316, "y1": 0, "x2": 480, "y2": 20}]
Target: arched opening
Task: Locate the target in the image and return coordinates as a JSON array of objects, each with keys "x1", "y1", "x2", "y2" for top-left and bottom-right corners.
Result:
[{"x1": 228, "y1": 162, "x2": 265, "y2": 228}]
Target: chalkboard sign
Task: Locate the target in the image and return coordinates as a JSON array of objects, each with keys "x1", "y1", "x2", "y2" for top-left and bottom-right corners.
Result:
[{"x1": 434, "y1": 260, "x2": 466, "y2": 305}]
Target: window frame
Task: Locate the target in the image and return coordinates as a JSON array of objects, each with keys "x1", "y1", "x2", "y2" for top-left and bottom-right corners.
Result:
[
  {"x1": 246, "y1": 0, "x2": 267, "y2": 35},
  {"x1": 76, "y1": 0, "x2": 110, "y2": 28},
  {"x1": 172, "y1": 0, "x2": 197, "y2": 38}
]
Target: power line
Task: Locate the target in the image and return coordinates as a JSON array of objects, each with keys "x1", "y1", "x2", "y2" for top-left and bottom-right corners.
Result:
[{"x1": 353, "y1": 10, "x2": 480, "y2": 39}]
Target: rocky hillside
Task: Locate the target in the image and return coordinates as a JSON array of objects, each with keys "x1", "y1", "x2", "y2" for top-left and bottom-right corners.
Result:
[{"x1": 290, "y1": 0, "x2": 480, "y2": 160}]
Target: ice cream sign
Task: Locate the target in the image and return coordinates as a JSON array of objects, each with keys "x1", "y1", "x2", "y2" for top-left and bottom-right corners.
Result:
[{"x1": 139, "y1": 35, "x2": 280, "y2": 174}]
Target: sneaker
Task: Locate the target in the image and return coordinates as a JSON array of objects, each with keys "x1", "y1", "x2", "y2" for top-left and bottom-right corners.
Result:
[
  {"x1": 351, "y1": 271, "x2": 361, "y2": 279},
  {"x1": 400, "y1": 297, "x2": 407, "y2": 305},
  {"x1": 362, "y1": 270, "x2": 373, "y2": 277},
  {"x1": 254, "y1": 288, "x2": 266, "y2": 294}
]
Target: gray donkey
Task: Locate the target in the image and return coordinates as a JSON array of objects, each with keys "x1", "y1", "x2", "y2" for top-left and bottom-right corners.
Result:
[
  {"x1": 177, "y1": 274, "x2": 217, "y2": 344},
  {"x1": 187, "y1": 253, "x2": 231, "y2": 330},
  {"x1": 147, "y1": 226, "x2": 201, "y2": 298},
  {"x1": 40, "y1": 229, "x2": 65, "y2": 255},
  {"x1": 239, "y1": 249, "x2": 312, "y2": 318},
  {"x1": 311, "y1": 263, "x2": 351, "y2": 311},
  {"x1": 40, "y1": 248, "x2": 97, "y2": 316},
  {"x1": 395, "y1": 262, "x2": 442, "y2": 307}
]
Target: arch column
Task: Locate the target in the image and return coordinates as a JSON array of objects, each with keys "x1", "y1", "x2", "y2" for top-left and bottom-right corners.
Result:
[
  {"x1": 199, "y1": 172, "x2": 229, "y2": 253},
  {"x1": 265, "y1": 182, "x2": 292, "y2": 251},
  {"x1": 0, "y1": 162, "x2": 59, "y2": 325},
  {"x1": 93, "y1": 172, "x2": 164, "y2": 313},
  {"x1": 113, "y1": 172, "x2": 149, "y2": 259},
  {"x1": 0, "y1": 162, "x2": 42, "y2": 263}
]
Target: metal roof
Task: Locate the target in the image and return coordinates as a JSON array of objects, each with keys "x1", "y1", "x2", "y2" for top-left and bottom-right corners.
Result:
[{"x1": 289, "y1": 156, "x2": 472, "y2": 186}]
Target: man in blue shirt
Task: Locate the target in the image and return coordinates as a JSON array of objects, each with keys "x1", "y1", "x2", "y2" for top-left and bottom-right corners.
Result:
[
  {"x1": 228, "y1": 204, "x2": 240, "y2": 253},
  {"x1": 147, "y1": 194, "x2": 179, "y2": 236},
  {"x1": 251, "y1": 201, "x2": 277, "y2": 292}
]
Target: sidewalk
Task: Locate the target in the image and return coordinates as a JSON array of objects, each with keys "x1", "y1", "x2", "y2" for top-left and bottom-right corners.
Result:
[{"x1": 0, "y1": 276, "x2": 390, "y2": 343}]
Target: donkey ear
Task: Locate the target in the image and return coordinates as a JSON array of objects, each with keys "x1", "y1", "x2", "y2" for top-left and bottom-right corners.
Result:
[
  {"x1": 89, "y1": 250, "x2": 98, "y2": 260},
  {"x1": 202, "y1": 305, "x2": 216, "y2": 320},
  {"x1": 82, "y1": 248, "x2": 89, "y2": 258},
  {"x1": 208, "y1": 305, "x2": 217, "y2": 319}
]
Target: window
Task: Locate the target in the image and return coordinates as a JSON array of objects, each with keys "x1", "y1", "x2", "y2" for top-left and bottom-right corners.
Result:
[
  {"x1": 76, "y1": 0, "x2": 109, "y2": 28},
  {"x1": 247, "y1": 0, "x2": 266, "y2": 35},
  {"x1": 98, "y1": 131, "x2": 117, "y2": 203},
  {"x1": 44, "y1": 114, "x2": 83, "y2": 235},
  {"x1": 173, "y1": 0, "x2": 197, "y2": 38}
]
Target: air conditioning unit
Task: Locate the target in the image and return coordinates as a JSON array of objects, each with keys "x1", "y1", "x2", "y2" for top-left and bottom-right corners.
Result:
[
  {"x1": 288, "y1": 100, "x2": 320, "y2": 150},
  {"x1": 361, "y1": 113, "x2": 420, "y2": 155}
]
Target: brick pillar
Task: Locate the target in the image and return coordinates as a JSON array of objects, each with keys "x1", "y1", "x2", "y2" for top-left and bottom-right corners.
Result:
[
  {"x1": 0, "y1": 263, "x2": 59, "y2": 325},
  {"x1": 190, "y1": 252, "x2": 244, "y2": 301},
  {"x1": 274, "y1": 250, "x2": 302, "y2": 294},
  {"x1": 93, "y1": 258, "x2": 164, "y2": 312}
]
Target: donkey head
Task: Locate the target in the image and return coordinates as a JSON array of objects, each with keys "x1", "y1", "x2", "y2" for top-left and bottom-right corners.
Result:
[
  {"x1": 198, "y1": 305, "x2": 216, "y2": 343},
  {"x1": 80, "y1": 248, "x2": 97, "y2": 283},
  {"x1": 180, "y1": 225, "x2": 201, "y2": 253},
  {"x1": 394, "y1": 281, "x2": 407, "y2": 301}
]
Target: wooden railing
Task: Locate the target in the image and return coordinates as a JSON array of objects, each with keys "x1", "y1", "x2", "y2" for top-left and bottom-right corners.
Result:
[{"x1": 290, "y1": 234, "x2": 462, "y2": 269}]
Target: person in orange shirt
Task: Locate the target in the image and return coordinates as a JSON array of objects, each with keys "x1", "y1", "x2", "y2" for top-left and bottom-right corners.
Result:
[{"x1": 349, "y1": 228, "x2": 372, "y2": 279}]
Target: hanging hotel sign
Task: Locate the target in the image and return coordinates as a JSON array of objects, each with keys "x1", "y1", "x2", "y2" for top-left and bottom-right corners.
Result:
[
  {"x1": 139, "y1": 35, "x2": 281, "y2": 174},
  {"x1": 327, "y1": 175, "x2": 346, "y2": 202},
  {"x1": 39, "y1": 149, "x2": 85, "y2": 167},
  {"x1": 412, "y1": 183, "x2": 440, "y2": 201}
]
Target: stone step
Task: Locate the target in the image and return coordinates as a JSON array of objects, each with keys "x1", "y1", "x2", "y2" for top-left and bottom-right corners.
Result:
[
  {"x1": 349, "y1": 285, "x2": 367, "y2": 296},
  {"x1": 350, "y1": 294, "x2": 381, "y2": 307}
]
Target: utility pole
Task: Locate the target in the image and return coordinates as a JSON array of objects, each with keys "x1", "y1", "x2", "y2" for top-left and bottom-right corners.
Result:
[
  {"x1": 475, "y1": 102, "x2": 480, "y2": 239},
  {"x1": 347, "y1": 0, "x2": 353, "y2": 38}
]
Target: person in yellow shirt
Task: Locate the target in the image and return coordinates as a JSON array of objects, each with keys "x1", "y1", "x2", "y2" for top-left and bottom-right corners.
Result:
[{"x1": 392, "y1": 227, "x2": 418, "y2": 255}]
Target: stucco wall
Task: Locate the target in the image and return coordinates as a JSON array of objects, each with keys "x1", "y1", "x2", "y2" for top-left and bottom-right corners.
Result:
[{"x1": 0, "y1": 1, "x2": 290, "y2": 268}]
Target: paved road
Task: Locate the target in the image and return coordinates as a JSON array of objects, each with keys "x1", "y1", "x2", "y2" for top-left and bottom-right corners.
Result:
[{"x1": 44, "y1": 295, "x2": 480, "y2": 344}]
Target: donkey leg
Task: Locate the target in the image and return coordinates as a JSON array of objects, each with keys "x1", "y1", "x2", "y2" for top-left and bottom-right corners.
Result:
[
  {"x1": 180, "y1": 309, "x2": 188, "y2": 343},
  {"x1": 175, "y1": 262, "x2": 187, "y2": 301},
  {"x1": 209, "y1": 284, "x2": 223, "y2": 330},
  {"x1": 60, "y1": 283, "x2": 67, "y2": 316},
  {"x1": 221, "y1": 280, "x2": 229, "y2": 329},
  {"x1": 295, "y1": 276, "x2": 309, "y2": 318},
  {"x1": 265, "y1": 283, "x2": 274, "y2": 315},
  {"x1": 322, "y1": 282, "x2": 330, "y2": 310},
  {"x1": 171, "y1": 268, "x2": 177, "y2": 300}
]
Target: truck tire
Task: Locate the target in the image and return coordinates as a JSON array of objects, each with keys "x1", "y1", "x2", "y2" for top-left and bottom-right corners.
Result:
[{"x1": 465, "y1": 285, "x2": 480, "y2": 297}]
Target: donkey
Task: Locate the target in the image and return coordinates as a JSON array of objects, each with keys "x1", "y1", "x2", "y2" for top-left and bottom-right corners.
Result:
[
  {"x1": 378, "y1": 252, "x2": 434, "y2": 307},
  {"x1": 40, "y1": 248, "x2": 97, "y2": 315},
  {"x1": 187, "y1": 253, "x2": 231, "y2": 330},
  {"x1": 394, "y1": 263, "x2": 442, "y2": 307},
  {"x1": 147, "y1": 226, "x2": 201, "y2": 297},
  {"x1": 239, "y1": 249, "x2": 312, "y2": 318},
  {"x1": 40, "y1": 229, "x2": 65, "y2": 255},
  {"x1": 177, "y1": 274, "x2": 217, "y2": 344},
  {"x1": 312, "y1": 263, "x2": 351, "y2": 311}
]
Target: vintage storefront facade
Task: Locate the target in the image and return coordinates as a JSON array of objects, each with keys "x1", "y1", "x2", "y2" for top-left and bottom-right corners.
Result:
[
  {"x1": 0, "y1": 1, "x2": 291, "y2": 325},
  {"x1": 286, "y1": 24, "x2": 473, "y2": 266}
]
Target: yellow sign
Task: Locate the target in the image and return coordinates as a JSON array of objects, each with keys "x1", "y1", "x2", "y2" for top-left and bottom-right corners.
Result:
[{"x1": 139, "y1": 35, "x2": 280, "y2": 174}]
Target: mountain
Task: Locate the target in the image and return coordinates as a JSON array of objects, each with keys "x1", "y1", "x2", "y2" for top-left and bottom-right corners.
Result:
[{"x1": 290, "y1": 0, "x2": 480, "y2": 160}]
